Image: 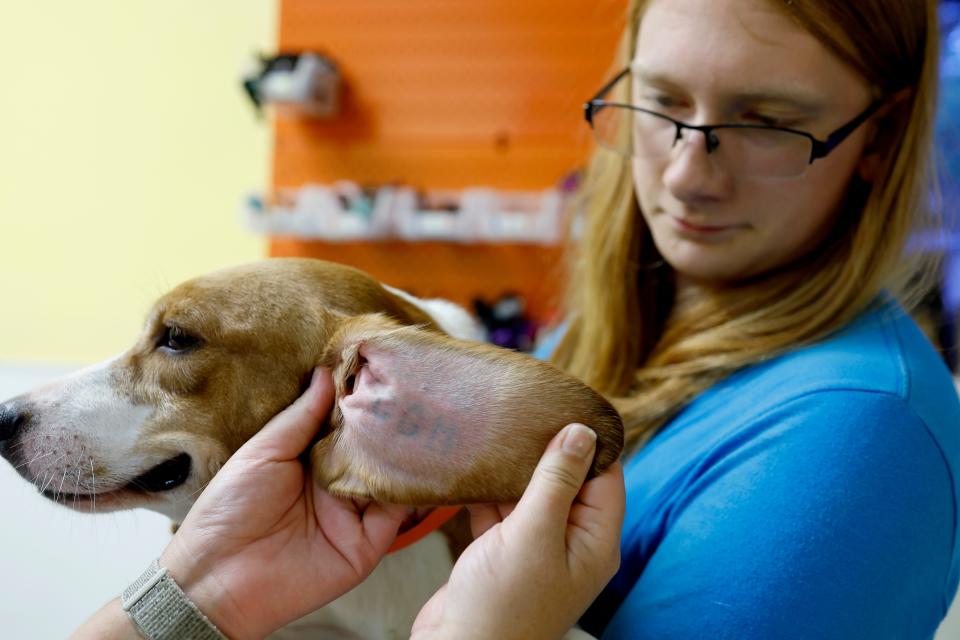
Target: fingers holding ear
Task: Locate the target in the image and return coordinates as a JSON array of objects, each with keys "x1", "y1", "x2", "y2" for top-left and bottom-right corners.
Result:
[
  {"x1": 312, "y1": 490, "x2": 409, "y2": 567},
  {"x1": 244, "y1": 367, "x2": 335, "y2": 462},
  {"x1": 572, "y1": 460, "x2": 625, "y2": 529},
  {"x1": 514, "y1": 423, "x2": 597, "y2": 537},
  {"x1": 466, "y1": 502, "x2": 516, "y2": 538},
  {"x1": 567, "y1": 461, "x2": 625, "y2": 572}
]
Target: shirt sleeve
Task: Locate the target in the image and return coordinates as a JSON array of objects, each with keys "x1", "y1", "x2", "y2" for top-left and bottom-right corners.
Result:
[{"x1": 599, "y1": 390, "x2": 957, "y2": 640}]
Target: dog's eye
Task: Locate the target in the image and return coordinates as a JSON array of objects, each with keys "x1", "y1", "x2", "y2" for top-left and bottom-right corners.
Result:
[{"x1": 158, "y1": 326, "x2": 200, "y2": 352}]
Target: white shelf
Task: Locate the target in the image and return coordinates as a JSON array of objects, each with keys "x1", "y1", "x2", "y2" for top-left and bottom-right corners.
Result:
[{"x1": 243, "y1": 182, "x2": 570, "y2": 245}]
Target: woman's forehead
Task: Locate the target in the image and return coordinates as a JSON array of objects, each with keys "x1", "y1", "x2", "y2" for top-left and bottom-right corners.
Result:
[
  {"x1": 629, "y1": 62, "x2": 827, "y2": 113},
  {"x1": 632, "y1": 0, "x2": 871, "y2": 108}
]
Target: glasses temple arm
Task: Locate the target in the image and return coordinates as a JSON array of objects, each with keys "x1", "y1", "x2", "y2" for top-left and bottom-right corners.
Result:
[{"x1": 812, "y1": 99, "x2": 884, "y2": 159}]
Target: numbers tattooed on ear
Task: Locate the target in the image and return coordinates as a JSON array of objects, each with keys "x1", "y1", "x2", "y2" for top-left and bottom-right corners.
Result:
[{"x1": 396, "y1": 404, "x2": 423, "y2": 436}]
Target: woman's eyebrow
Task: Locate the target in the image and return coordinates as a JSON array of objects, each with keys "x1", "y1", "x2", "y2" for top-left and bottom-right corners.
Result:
[
  {"x1": 629, "y1": 63, "x2": 685, "y2": 92},
  {"x1": 629, "y1": 62, "x2": 826, "y2": 113}
]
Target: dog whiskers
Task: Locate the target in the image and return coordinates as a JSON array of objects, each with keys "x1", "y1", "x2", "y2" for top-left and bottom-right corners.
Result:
[
  {"x1": 10, "y1": 433, "x2": 45, "y2": 446},
  {"x1": 8, "y1": 433, "x2": 59, "y2": 457},
  {"x1": 91, "y1": 458, "x2": 97, "y2": 515},
  {"x1": 14, "y1": 450, "x2": 53, "y2": 471},
  {"x1": 38, "y1": 471, "x2": 53, "y2": 495},
  {"x1": 187, "y1": 478, "x2": 213, "y2": 500},
  {"x1": 185, "y1": 459, "x2": 221, "y2": 499},
  {"x1": 37, "y1": 454, "x2": 67, "y2": 494},
  {"x1": 75, "y1": 446, "x2": 84, "y2": 499},
  {"x1": 57, "y1": 466, "x2": 69, "y2": 503}
]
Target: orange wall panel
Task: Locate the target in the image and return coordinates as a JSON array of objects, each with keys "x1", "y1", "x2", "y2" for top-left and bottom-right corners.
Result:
[
  {"x1": 270, "y1": 0, "x2": 627, "y2": 323},
  {"x1": 274, "y1": 0, "x2": 627, "y2": 189}
]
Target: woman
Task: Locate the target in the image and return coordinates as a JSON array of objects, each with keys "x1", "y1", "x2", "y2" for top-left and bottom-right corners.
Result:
[
  {"x1": 74, "y1": 0, "x2": 959, "y2": 637},
  {"x1": 547, "y1": 0, "x2": 960, "y2": 636}
]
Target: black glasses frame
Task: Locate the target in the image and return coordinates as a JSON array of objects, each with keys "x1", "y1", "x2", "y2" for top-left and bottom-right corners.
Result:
[{"x1": 584, "y1": 67, "x2": 882, "y2": 164}]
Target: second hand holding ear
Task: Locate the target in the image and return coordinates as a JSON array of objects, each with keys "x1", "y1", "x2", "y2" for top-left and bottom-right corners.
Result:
[
  {"x1": 158, "y1": 367, "x2": 410, "y2": 640},
  {"x1": 411, "y1": 423, "x2": 626, "y2": 640}
]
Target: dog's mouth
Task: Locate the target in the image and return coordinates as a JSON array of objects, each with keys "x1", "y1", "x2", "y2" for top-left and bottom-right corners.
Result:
[{"x1": 42, "y1": 453, "x2": 192, "y2": 503}]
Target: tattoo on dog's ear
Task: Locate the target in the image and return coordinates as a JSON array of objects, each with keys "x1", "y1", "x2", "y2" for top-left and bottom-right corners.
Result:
[{"x1": 311, "y1": 314, "x2": 623, "y2": 505}]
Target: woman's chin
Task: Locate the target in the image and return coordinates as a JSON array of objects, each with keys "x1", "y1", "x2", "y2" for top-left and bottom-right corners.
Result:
[{"x1": 659, "y1": 244, "x2": 758, "y2": 287}]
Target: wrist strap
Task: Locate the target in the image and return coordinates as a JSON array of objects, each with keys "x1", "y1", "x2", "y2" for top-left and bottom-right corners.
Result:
[{"x1": 121, "y1": 560, "x2": 228, "y2": 640}]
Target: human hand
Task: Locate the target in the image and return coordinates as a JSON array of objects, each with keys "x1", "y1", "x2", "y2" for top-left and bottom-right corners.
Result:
[
  {"x1": 158, "y1": 367, "x2": 409, "y2": 640},
  {"x1": 411, "y1": 423, "x2": 625, "y2": 640}
]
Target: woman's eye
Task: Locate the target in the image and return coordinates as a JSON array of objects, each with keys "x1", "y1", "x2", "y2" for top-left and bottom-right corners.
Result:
[
  {"x1": 158, "y1": 326, "x2": 200, "y2": 352},
  {"x1": 641, "y1": 94, "x2": 681, "y2": 110},
  {"x1": 745, "y1": 113, "x2": 793, "y2": 127}
]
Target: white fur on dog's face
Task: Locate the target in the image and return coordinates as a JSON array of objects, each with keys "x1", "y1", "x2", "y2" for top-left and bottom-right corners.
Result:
[
  {"x1": 1, "y1": 259, "x2": 454, "y2": 522},
  {"x1": 7, "y1": 354, "x2": 231, "y2": 521},
  {"x1": 9, "y1": 358, "x2": 159, "y2": 509}
]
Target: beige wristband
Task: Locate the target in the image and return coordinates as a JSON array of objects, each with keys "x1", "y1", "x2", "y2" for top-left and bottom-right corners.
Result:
[{"x1": 121, "y1": 560, "x2": 228, "y2": 640}]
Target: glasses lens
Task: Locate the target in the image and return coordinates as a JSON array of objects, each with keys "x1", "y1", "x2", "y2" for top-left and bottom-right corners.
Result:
[
  {"x1": 590, "y1": 103, "x2": 634, "y2": 154},
  {"x1": 591, "y1": 104, "x2": 678, "y2": 158},
  {"x1": 711, "y1": 127, "x2": 813, "y2": 178},
  {"x1": 589, "y1": 104, "x2": 815, "y2": 178}
]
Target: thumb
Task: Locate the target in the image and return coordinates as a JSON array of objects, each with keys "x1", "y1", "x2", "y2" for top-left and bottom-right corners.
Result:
[
  {"x1": 513, "y1": 423, "x2": 597, "y2": 534},
  {"x1": 242, "y1": 367, "x2": 335, "y2": 461}
]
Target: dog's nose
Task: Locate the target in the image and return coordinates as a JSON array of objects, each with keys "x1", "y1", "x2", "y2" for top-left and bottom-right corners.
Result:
[{"x1": 0, "y1": 403, "x2": 28, "y2": 441}]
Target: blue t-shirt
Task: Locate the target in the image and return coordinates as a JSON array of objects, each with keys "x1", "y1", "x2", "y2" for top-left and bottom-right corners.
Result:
[{"x1": 542, "y1": 299, "x2": 960, "y2": 639}]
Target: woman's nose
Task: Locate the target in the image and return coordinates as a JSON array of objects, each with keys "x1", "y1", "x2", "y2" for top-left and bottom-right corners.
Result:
[{"x1": 661, "y1": 129, "x2": 732, "y2": 204}]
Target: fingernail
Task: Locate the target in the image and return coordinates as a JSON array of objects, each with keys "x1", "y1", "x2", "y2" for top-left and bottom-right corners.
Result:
[{"x1": 562, "y1": 423, "x2": 597, "y2": 459}]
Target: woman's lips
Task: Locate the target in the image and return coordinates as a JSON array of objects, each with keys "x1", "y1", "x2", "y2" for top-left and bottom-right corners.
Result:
[{"x1": 668, "y1": 214, "x2": 746, "y2": 237}]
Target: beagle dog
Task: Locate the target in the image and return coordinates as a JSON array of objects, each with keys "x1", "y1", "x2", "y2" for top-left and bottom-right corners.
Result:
[{"x1": 0, "y1": 258, "x2": 622, "y2": 639}]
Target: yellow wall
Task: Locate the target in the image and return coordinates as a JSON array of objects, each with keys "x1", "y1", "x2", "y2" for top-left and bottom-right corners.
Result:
[{"x1": 0, "y1": 1, "x2": 276, "y2": 365}]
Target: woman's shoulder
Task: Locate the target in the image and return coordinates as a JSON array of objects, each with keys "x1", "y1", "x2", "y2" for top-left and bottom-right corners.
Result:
[
  {"x1": 692, "y1": 299, "x2": 959, "y2": 438},
  {"x1": 638, "y1": 298, "x2": 960, "y2": 516},
  {"x1": 749, "y1": 298, "x2": 950, "y2": 399}
]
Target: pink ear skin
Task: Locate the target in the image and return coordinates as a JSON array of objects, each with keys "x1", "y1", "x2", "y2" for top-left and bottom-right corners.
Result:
[{"x1": 311, "y1": 314, "x2": 623, "y2": 506}]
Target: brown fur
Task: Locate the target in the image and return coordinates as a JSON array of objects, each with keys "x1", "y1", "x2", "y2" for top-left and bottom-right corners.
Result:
[{"x1": 315, "y1": 313, "x2": 623, "y2": 504}]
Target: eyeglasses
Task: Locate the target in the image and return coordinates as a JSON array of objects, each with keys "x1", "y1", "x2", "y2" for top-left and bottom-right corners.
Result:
[{"x1": 583, "y1": 67, "x2": 882, "y2": 179}]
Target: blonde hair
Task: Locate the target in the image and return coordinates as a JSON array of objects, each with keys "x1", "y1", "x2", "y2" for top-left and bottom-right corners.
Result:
[{"x1": 552, "y1": 0, "x2": 942, "y2": 451}]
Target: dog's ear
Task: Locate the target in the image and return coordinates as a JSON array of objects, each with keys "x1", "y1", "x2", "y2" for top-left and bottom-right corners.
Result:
[{"x1": 311, "y1": 314, "x2": 623, "y2": 505}]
